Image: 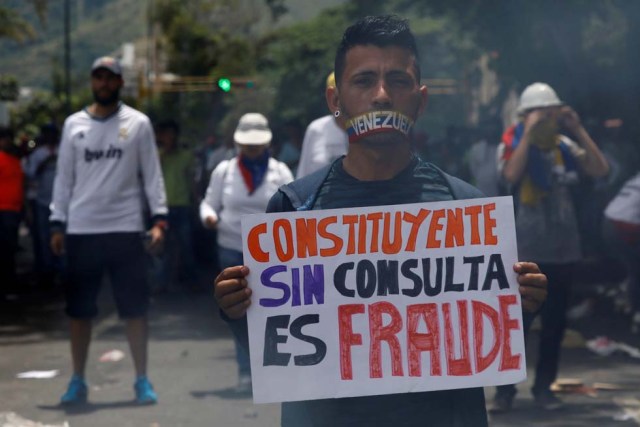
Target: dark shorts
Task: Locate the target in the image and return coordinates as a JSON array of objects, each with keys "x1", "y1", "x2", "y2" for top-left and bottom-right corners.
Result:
[{"x1": 65, "y1": 232, "x2": 149, "y2": 319}]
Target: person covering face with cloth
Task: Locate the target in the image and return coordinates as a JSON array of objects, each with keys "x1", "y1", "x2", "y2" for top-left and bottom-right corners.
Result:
[
  {"x1": 200, "y1": 113, "x2": 293, "y2": 393},
  {"x1": 213, "y1": 16, "x2": 549, "y2": 427},
  {"x1": 491, "y1": 82, "x2": 609, "y2": 412}
]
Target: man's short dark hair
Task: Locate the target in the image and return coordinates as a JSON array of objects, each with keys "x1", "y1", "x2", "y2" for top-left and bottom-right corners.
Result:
[
  {"x1": 156, "y1": 119, "x2": 180, "y2": 135},
  {"x1": 334, "y1": 15, "x2": 421, "y2": 86}
]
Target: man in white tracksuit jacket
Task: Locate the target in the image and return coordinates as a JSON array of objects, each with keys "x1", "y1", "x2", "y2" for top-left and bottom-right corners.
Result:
[{"x1": 50, "y1": 57, "x2": 168, "y2": 405}]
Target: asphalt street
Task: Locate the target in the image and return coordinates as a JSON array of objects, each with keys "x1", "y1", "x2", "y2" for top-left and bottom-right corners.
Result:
[{"x1": 2, "y1": 252, "x2": 640, "y2": 426}]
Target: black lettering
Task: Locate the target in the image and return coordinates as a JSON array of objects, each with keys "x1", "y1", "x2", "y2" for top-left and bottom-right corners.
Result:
[
  {"x1": 444, "y1": 256, "x2": 464, "y2": 292},
  {"x1": 464, "y1": 256, "x2": 485, "y2": 291},
  {"x1": 423, "y1": 258, "x2": 442, "y2": 296},
  {"x1": 482, "y1": 254, "x2": 510, "y2": 290},
  {"x1": 356, "y1": 260, "x2": 376, "y2": 298},
  {"x1": 377, "y1": 260, "x2": 399, "y2": 296},
  {"x1": 291, "y1": 314, "x2": 327, "y2": 366},
  {"x1": 401, "y1": 259, "x2": 422, "y2": 297},
  {"x1": 334, "y1": 262, "x2": 355, "y2": 297},
  {"x1": 263, "y1": 315, "x2": 291, "y2": 366}
]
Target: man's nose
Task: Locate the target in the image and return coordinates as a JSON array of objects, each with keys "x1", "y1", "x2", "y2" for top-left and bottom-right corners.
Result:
[{"x1": 372, "y1": 81, "x2": 392, "y2": 108}]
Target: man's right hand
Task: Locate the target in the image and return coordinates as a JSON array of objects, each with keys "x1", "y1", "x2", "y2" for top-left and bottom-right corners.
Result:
[
  {"x1": 50, "y1": 231, "x2": 65, "y2": 256},
  {"x1": 523, "y1": 109, "x2": 546, "y2": 131},
  {"x1": 204, "y1": 216, "x2": 218, "y2": 230},
  {"x1": 214, "y1": 265, "x2": 252, "y2": 319}
]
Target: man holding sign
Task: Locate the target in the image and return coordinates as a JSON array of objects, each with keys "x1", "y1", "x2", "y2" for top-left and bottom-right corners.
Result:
[{"x1": 214, "y1": 15, "x2": 547, "y2": 426}]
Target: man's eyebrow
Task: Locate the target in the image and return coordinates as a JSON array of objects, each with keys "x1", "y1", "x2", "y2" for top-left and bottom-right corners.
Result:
[
  {"x1": 350, "y1": 70, "x2": 377, "y2": 79},
  {"x1": 386, "y1": 70, "x2": 412, "y2": 77}
]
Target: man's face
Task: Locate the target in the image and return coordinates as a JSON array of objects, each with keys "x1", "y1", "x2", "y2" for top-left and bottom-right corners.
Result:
[
  {"x1": 238, "y1": 143, "x2": 268, "y2": 159},
  {"x1": 91, "y1": 68, "x2": 123, "y2": 106},
  {"x1": 156, "y1": 129, "x2": 177, "y2": 149},
  {"x1": 328, "y1": 45, "x2": 428, "y2": 146}
]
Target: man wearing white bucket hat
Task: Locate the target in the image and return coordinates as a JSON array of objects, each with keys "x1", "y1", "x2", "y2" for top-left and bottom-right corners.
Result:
[{"x1": 200, "y1": 112, "x2": 293, "y2": 393}]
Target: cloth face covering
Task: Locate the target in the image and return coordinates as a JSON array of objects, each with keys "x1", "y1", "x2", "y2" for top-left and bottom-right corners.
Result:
[{"x1": 238, "y1": 149, "x2": 270, "y2": 194}]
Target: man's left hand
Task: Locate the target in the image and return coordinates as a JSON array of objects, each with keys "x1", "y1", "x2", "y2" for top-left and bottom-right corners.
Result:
[
  {"x1": 514, "y1": 262, "x2": 547, "y2": 313},
  {"x1": 146, "y1": 224, "x2": 165, "y2": 255},
  {"x1": 559, "y1": 106, "x2": 582, "y2": 133}
]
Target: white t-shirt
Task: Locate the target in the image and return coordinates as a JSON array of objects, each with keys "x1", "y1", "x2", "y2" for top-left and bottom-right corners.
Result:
[
  {"x1": 199, "y1": 157, "x2": 293, "y2": 252},
  {"x1": 296, "y1": 115, "x2": 348, "y2": 178},
  {"x1": 605, "y1": 172, "x2": 640, "y2": 225},
  {"x1": 50, "y1": 104, "x2": 168, "y2": 234}
]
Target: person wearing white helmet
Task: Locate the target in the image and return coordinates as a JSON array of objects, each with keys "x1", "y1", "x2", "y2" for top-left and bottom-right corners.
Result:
[{"x1": 490, "y1": 82, "x2": 609, "y2": 412}]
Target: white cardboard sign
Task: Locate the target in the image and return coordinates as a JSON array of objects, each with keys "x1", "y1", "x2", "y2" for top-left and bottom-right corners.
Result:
[{"x1": 241, "y1": 196, "x2": 525, "y2": 404}]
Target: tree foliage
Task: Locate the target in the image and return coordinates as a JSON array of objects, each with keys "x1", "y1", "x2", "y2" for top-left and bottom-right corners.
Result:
[
  {"x1": 389, "y1": 0, "x2": 640, "y2": 130},
  {"x1": 0, "y1": 0, "x2": 47, "y2": 42}
]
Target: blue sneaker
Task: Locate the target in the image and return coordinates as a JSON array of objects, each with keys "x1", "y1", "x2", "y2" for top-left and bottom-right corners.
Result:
[
  {"x1": 134, "y1": 376, "x2": 157, "y2": 404},
  {"x1": 60, "y1": 375, "x2": 88, "y2": 405}
]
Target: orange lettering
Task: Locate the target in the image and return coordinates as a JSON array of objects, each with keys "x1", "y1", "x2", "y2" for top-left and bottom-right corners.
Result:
[
  {"x1": 274, "y1": 219, "x2": 294, "y2": 262},
  {"x1": 403, "y1": 209, "x2": 430, "y2": 252},
  {"x1": 247, "y1": 223, "x2": 269, "y2": 263},
  {"x1": 465, "y1": 205, "x2": 482, "y2": 245},
  {"x1": 318, "y1": 216, "x2": 342, "y2": 257},
  {"x1": 427, "y1": 209, "x2": 445, "y2": 249},
  {"x1": 367, "y1": 212, "x2": 383, "y2": 253},
  {"x1": 358, "y1": 215, "x2": 367, "y2": 254},
  {"x1": 343, "y1": 215, "x2": 358, "y2": 255},
  {"x1": 295, "y1": 218, "x2": 318, "y2": 258},
  {"x1": 382, "y1": 212, "x2": 403, "y2": 254},
  {"x1": 445, "y1": 208, "x2": 464, "y2": 248},
  {"x1": 483, "y1": 203, "x2": 498, "y2": 245}
]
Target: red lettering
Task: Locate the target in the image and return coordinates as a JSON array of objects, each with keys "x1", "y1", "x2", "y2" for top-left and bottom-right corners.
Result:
[
  {"x1": 407, "y1": 304, "x2": 441, "y2": 376},
  {"x1": 499, "y1": 295, "x2": 522, "y2": 371},
  {"x1": 338, "y1": 304, "x2": 365, "y2": 380},
  {"x1": 443, "y1": 301, "x2": 472, "y2": 376},
  {"x1": 369, "y1": 302, "x2": 404, "y2": 378},
  {"x1": 472, "y1": 300, "x2": 502, "y2": 373}
]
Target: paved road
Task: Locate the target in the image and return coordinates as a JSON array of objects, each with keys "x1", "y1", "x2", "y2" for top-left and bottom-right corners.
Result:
[
  {"x1": 0, "y1": 287, "x2": 279, "y2": 427},
  {"x1": 2, "y1": 258, "x2": 640, "y2": 426}
]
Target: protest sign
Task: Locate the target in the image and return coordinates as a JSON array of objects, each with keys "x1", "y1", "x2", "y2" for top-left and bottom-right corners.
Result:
[{"x1": 241, "y1": 196, "x2": 525, "y2": 403}]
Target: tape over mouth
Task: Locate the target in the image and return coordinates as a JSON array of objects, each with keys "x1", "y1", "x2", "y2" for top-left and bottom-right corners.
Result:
[{"x1": 346, "y1": 110, "x2": 414, "y2": 143}]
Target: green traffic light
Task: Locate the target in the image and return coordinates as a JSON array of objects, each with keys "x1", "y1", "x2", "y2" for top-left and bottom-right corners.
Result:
[{"x1": 218, "y1": 78, "x2": 231, "y2": 92}]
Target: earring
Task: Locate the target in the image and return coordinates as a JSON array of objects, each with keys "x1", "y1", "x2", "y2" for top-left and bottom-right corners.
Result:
[{"x1": 334, "y1": 110, "x2": 341, "y2": 118}]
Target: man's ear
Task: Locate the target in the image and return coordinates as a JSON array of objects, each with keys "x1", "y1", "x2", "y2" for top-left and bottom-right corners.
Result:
[
  {"x1": 417, "y1": 84, "x2": 428, "y2": 116},
  {"x1": 326, "y1": 85, "x2": 346, "y2": 128},
  {"x1": 326, "y1": 85, "x2": 339, "y2": 114}
]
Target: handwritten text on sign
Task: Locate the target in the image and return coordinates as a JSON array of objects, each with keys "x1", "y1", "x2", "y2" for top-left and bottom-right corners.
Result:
[{"x1": 241, "y1": 197, "x2": 525, "y2": 403}]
